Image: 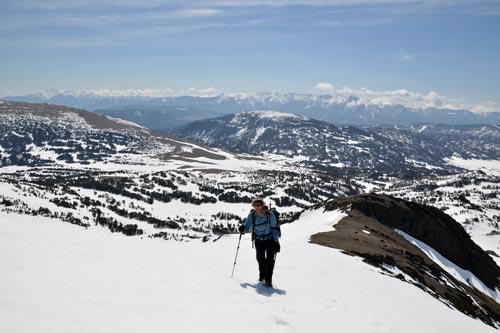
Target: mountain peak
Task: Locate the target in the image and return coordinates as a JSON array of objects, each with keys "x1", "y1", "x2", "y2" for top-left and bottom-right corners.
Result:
[{"x1": 236, "y1": 110, "x2": 305, "y2": 120}]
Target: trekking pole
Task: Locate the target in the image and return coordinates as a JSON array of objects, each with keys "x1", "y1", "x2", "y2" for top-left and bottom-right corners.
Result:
[{"x1": 231, "y1": 233, "x2": 243, "y2": 278}]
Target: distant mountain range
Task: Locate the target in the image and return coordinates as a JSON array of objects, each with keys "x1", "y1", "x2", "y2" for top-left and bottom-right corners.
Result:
[
  {"x1": 94, "y1": 105, "x2": 221, "y2": 129},
  {"x1": 3, "y1": 90, "x2": 500, "y2": 126}
]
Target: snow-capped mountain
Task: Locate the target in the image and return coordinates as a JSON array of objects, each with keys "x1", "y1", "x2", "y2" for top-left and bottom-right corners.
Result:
[
  {"x1": 168, "y1": 110, "x2": 467, "y2": 178},
  {"x1": 4, "y1": 91, "x2": 162, "y2": 112},
  {"x1": 4, "y1": 90, "x2": 500, "y2": 125},
  {"x1": 213, "y1": 91, "x2": 500, "y2": 125}
]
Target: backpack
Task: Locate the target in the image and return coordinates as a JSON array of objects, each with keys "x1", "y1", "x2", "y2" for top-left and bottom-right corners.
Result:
[{"x1": 251, "y1": 207, "x2": 281, "y2": 241}]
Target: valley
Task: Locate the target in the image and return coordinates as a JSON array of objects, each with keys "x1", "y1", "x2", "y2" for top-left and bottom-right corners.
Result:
[{"x1": 0, "y1": 99, "x2": 499, "y2": 330}]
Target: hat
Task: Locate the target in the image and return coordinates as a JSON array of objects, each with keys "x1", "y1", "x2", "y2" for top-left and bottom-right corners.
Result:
[{"x1": 251, "y1": 197, "x2": 265, "y2": 205}]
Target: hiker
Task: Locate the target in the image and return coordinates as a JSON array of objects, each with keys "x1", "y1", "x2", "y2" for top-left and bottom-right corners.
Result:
[{"x1": 238, "y1": 197, "x2": 280, "y2": 287}]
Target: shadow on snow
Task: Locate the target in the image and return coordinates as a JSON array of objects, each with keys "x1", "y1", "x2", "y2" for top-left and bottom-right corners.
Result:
[{"x1": 240, "y1": 282, "x2": 287, "y2": 297}]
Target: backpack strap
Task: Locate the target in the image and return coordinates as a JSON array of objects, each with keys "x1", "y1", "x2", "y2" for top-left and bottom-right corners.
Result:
[
  {"x1": 251, "y1": 210, "x2": 256, "y2": 242},
  {"x1": 268, "y1": 210, "x2": 280, "y2": 236},
  {"x1": 252, "y1": 210, "x2": 273, "y2": 240}
]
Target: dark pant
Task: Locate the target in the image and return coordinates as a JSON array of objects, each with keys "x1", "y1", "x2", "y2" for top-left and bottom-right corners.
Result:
[{"x1": 255, "y1": 239, "x2": 277, "y2": 283}]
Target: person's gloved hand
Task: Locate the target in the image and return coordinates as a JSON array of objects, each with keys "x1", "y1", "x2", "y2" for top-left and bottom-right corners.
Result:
[
  {"x1": 238, "y1": 224, "x2": 245, "y2": 234},
  {"x1": 275, "y1": 241, "x2": 281, "y2": 253}
]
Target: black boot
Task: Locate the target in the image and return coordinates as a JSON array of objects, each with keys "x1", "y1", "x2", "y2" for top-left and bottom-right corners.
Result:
[
  {"x1": 255, "y1": 240, "x2": 267, "y2": 282},
  {"x1": 259, "y1": 259, "x2": 267, "y2": 279},
  {"x1": 265, "y1": 259, "x2": 275, "y2": 287}
]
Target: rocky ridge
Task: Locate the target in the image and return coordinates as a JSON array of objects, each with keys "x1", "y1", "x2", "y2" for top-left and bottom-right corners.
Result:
[{"x1": 310, "y1": 193, "x2": 500, "y2": 327}]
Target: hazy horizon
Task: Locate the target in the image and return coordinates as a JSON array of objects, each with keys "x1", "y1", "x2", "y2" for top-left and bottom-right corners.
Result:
[{"x1": 1, "y1": 0, "x2": 499, "y2": 107}]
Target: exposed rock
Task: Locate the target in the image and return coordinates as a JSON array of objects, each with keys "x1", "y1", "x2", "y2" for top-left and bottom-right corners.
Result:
[
  {"x1": 325, "y1": 193, "x2": 500, "y2": 290},
  {"x1": 310, "y1": 193, "x2": 500, "y2": 327}
]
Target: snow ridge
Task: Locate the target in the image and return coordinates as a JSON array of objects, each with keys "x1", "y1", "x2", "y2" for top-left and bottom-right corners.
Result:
[{"x1": 396, "y1": 229, "x2": 500, "y2": 303}]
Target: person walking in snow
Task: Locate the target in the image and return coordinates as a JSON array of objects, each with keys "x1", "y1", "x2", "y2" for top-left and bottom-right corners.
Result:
[{"x1": 238, "y1": 197, "x2": 280, "y2": 287}]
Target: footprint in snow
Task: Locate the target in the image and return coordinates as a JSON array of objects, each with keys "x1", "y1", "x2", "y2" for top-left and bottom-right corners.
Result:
[{"x1": 273, "y1": 316, "x2": 289, "y2": 326}]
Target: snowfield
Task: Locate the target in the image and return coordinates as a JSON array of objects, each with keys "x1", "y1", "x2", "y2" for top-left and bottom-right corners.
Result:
[
  {"x1": 445, "y1": 157, "x2": 500, "y2": 176},
  {"x1": 0, "y1": 210, "x2": 495, "y2": 333}
]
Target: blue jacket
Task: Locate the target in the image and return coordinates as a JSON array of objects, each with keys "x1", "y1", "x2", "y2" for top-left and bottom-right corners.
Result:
[{"x1": 243, "y1": 210, "x2": 279, "y2": 241}]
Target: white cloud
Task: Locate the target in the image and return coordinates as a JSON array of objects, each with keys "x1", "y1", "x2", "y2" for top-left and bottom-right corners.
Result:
[
  {"x1": 333, "y1": 86, "x2": 500, "y2": 113},
  {"x1": 0, "y1": 89, "x2": 14, "y2": 98},
  {"x1": 398, "y1": 49, "x2": 414, "y2": 62},
  {"x1": 6, "y1": 1, "x2": 435, "y2": 10},
  {"x1": 319, "y1": 18, "x2": 389, "y2": 27},
  {"x1": 183, "y1": 87, "x2": 219, "y2": 97},
  {"x1": 335, "y1": 87, "x2": 445, "y2": 109},
  {"x1": 173, "y1": 8, "x2": 223, "y2": 18},
  {"x1": 5, "y1": 0, "x2": 498, "y2": 48},
  {"x1": 468, "y1": 101, "x2": 500, "y2": 114},
  {"x1": 315, "y1": 82, "x2": 334, "y2": 91},
  {"x1": 199, "y1": 87, "x2": 217, "y2": 94}
]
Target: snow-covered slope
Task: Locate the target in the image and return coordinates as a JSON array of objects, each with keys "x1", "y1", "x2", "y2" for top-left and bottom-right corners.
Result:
[
  {"x1": 369, "y1": 124, "x2": 500, "y2": 161},
  {"x1": 0, "y1": 166, "x2": 360, "y2": 240},
  {"x1": 0, "y1": 101, "x2": 363, "y2": 240},
  {"x1": 0, "y1": 101, "x2": 284, "y2": 172},
  {"x1": 0, "y1": 211, "x2": 496, "y2": 332}
]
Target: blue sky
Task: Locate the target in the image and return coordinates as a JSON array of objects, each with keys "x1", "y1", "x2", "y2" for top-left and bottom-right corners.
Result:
[{"x1": 0, "y1": 0, "x2": 499, "y2": 105}]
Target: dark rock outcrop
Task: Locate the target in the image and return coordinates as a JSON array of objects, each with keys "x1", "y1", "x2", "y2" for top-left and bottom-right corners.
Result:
[{"x1": 325, "y1": 193, "x2": 500, "y2": 291}]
